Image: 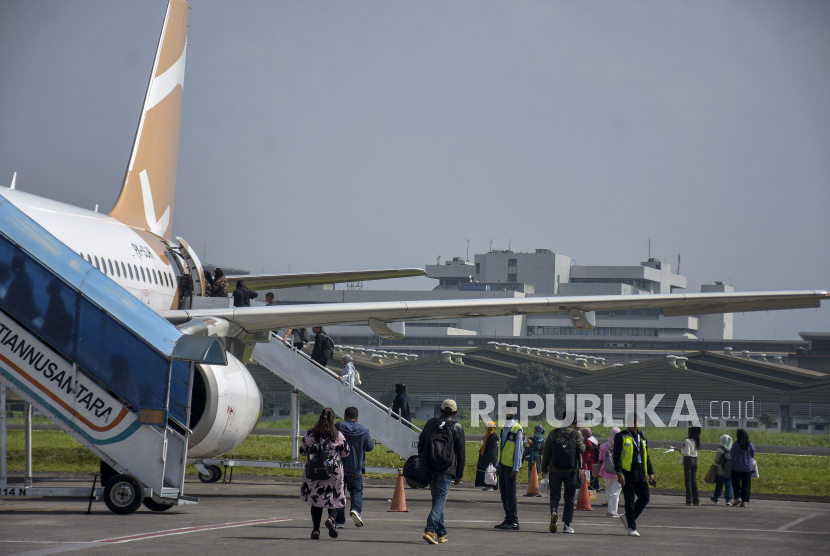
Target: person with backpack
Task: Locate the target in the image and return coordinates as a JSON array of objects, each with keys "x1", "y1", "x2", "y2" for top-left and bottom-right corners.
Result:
[
  {"x1": 299, "y1": 407, "x2": 350, "y2": 540},
  {"x1": 334, "y1": 406, "x2": 374, "y2": 529},
  {"x1": 522, "y1": 424, "x2": 546, "y2": 483},
  {"x1": 311, "y1": 326, "x2": 334, "y2": 367},
  {"x1": 613, "y1": 412, "x2": 655, "y2": 537},
  {"x1": 417, "y1": 399, "x2": 466, "y2": 545},
  {"x1": 494, "y1": 403, "x2": 523, "y2": 531},
  {"x1": 284, "y1": 326, "x2": 308, "y2": 350},
  {"x1": 672, "y1": 426, "x2": 702, "y2": 506},
  {"x1": 541, "y1": 410, "x2": 585, "y2": 534},
  {"x1": 597, "y1": 427, "x2": 622, "y2": 517},
  {"x1": 710, "y1": 434, "x2": 733, "y2": 505},
  {"x1": 729, "y1": 429, "x2": 755, "y2": 507}
]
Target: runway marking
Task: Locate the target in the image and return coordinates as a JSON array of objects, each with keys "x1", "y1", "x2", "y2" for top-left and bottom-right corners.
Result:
[
  {"x1": 776, "y1": 511, "x2": 822, "y2": 531},
  {"x1": 3, "y1": 518, "x2": 292, "y2": 556}
]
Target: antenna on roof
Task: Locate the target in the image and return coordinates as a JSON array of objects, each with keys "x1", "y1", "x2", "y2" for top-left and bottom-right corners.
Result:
[
  {"x1": 648, "y1": 238, "x2": 651, "y2": 259},
  {"x1": 677, "y1": 254, "x2": 681, "y2": 274},
  {"x1": 489, "y1": 239, "x2": 493, "y2": 252}
]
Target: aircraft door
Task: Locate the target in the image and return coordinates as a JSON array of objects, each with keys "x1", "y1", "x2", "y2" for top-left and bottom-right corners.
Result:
[{"x1": 175, "y1": 236, "x2": 206, "y2": 300}]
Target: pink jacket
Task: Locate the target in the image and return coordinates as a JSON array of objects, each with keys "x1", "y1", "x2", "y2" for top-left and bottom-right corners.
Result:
[{"x1": 597, "y1": 442, "x2": 617, "y2": 479}]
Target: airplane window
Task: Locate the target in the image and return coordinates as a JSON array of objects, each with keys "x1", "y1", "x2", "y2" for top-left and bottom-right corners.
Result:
[
  {"x1": 94, "y1": 256, "x2": 100, "y2": 271},
  {"x1": 140, "y1": 266, "x2": 146, "y2": 282},
  {"x1": 86, "y1": 254, "x2": 92, "y2": 265},
  {"x1": 152, "y1": 268, "x2": 158, "y2": 285},
  {"x1": 163, "y1": 272, "x2": 169, "y2": 288},
  {"x1": 133, "y1": 264, "x2": 139, "y2": 280},
  {"x1": 109, "y1": 259, "x2": 118, "y2": 277},
  {"x1": 120, "y1": 261, "x2": 126, "y2": 277},
  {"x1": 100, "y1": 257, "x2": 107, "y2": 275},
  {"x1": 128, "y1": 264, "x2": 134, "y2": 280},
  {"x1": 169, "y1": 272, "x2": 175, "y2": 288}
]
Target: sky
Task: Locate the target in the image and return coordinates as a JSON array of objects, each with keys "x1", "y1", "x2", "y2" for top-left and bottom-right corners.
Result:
[{"x1": 0, "y1": 0, "x2": 828, "y2": 340}]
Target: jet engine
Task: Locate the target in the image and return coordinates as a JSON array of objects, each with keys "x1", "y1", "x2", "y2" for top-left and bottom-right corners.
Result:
[{"x1": 186, "y1": 352, "x2": 262, "y2": 459}]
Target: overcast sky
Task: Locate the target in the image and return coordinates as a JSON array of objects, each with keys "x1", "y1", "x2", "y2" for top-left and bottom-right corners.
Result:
[{"x1": 1, "y1": 0, "x2": 828, "y2": 340}]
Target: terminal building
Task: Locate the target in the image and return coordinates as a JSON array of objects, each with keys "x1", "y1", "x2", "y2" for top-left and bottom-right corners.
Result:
[{"x1": 268, "y1": 247, "x2": 733, "y2": 342}]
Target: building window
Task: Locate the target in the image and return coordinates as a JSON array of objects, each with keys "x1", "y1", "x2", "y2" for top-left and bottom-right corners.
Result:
[
  {"x1": 507, "y1": 273, "x2": 517, "y2": 283},
  {"x1": 475, "y1": 263, "x2": 480, "y2": 274},
  {"x1": 815, "y1": 425, "x2": 826, "y2": 431},
  {"x1": 707, "y1": 420, "x2": 719, "y2": 427},
  {"x1": 746, "y1": 422, "x2": 759, "y2": 428},
  {"x1": 726, "y1": 421, "x2": 739, "y2": 427},
  {"x1": 796, "y1": 423, "x2": 809, "y2": 430}
]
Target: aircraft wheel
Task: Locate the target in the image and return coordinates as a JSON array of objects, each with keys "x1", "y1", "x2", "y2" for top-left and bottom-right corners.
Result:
[
  {"x1": 143, "y1": 498, "x2": 175, "y2": 512},
  {"x1": 198, "y1": 465, "x2": 222, "y2": 483},
  {"x1": 103, "y1": 474, "x2": 144, "y2": 515}
]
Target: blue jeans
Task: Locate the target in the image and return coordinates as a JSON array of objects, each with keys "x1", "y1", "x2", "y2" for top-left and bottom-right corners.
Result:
[
  {"x1": 712, "y1": 474, "x2": 732, "y2": 503},
  {"x1": 426, "y1": 472, "x2": 452, "y2": 535},
  {"x1": 335, "y1": 475, "x2": 364, "y2": 524}
]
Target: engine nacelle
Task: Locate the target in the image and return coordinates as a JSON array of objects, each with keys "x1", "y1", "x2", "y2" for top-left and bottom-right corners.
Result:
[{"x1": 187, "y1": 352, "x2": 262, "y2": 459}]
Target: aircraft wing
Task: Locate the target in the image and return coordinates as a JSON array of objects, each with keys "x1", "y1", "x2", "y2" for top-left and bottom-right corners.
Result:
[
  {"x1": 161, "y1": 290, "x2": 828, "y2": 332},
  {"x1": 225, "y1": 268, "x2": 427, "y2": 291}
]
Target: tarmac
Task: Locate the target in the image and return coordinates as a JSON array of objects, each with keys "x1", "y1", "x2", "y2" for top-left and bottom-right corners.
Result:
[{"x1": 0, "y1": 475, "x2": 827, "y2": 556}]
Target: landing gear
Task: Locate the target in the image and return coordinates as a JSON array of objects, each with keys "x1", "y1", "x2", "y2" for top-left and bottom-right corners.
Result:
[
  {"x1": 103, "y1": 474, "x2": 144, "y2": 515},
  {"x1": 143, "y1": 498, "x2": 175, "y2": 512},
  {"x1": 197, "y1": 464, "x2": 222, "y2": 483}
]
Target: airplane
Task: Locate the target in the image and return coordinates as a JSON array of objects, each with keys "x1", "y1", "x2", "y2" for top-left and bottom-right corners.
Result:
[{"x1": 1, "y1": 0, "x2": 827, "y2": 463}]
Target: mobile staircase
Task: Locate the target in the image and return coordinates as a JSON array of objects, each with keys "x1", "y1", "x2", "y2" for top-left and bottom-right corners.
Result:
[
  {"x1": 0, "y1": 194, "x2": 224, "y2": 514},
  {"x1": 250, "y1": 335, "x2": 421, "y2": 462}
]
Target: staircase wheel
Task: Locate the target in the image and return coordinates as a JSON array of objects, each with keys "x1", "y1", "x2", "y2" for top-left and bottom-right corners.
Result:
[
  {"x1": 143, "y1": 498, "x2": 175, "y2": 512},
  {"x1": 198, "y1": 465, "x2": 222, "y2": 483},
  {"x1": 103, "y1": 474, "x2": 144, "y2": 515}
]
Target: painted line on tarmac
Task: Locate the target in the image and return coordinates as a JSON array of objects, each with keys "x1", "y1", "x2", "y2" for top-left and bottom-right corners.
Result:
[
  {"x1": 776, "y1": 511, "x2": 822, "y2": 531},
  {"x1": 3, "y1": 518, "x2": 293, "y2": 556}
]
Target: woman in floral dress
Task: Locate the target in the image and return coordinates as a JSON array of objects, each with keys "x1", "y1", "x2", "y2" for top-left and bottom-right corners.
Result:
[{"x1": 300, "y1": 407, "x2": 350, "y2": 539}]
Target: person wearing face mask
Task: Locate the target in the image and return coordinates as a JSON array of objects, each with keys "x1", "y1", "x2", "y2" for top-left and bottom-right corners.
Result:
[{"x1": 494, "y1": 403, "x2": 523, "y2": 531}]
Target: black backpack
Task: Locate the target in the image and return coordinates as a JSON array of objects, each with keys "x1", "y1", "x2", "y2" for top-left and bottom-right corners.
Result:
[
  {"x1": 533, "y1": 435, "x2": 546, "y2": 453},
  {"x1": 425, "y1": 419, "x2": 456, "y2": 471},
  {"x1": 551, "y1": 428, "x2": 579, "y2": 470},
  {"x1": 305, "y1": 438, "x2": 334, "y2": 481},
  {"x1": 322, "y1": 334, "x2": 335, "y2": 360}
]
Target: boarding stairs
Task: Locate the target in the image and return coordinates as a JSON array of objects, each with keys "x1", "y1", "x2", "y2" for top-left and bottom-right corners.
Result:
[
  {"x1": 0, "y1": 194, "x2": 222, "y2": 513},
  {"x1": 251, "y1": 335, "x2": 420, "y2": 460}
]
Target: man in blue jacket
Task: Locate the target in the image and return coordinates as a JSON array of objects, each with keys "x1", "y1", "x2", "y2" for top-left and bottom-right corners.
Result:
[{"x1": 335, "y1": 406, "x2": 375, "y2": 528}]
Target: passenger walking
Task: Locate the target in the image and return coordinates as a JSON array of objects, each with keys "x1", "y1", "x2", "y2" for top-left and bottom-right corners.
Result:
[
  {"x1": 494, "y1": 403, "x2": 523, "y2": 531},
  {"x1": 674, "y1": 426, "x2": 701, "y2": 505},
  {"x1": 475, "y1": 421, "x2": 499, "y2": 491},
  {"x1": 232, "y1": 279, "x2": 258, "y2": 307},
  {"x1": 311, "y1": 326, "x2": 333, "y2": 367},
  {"x1": 522, "y1": 425, "x2": 546, "y2": 482},
  {"x1": 418, "y1": 399, "x2": 466, "y2": 545},
  {"x1": 581, "y1": 427, "x2": 600, "y2": 491},
  {"x1": 210, "y1": 268, "x2": 228, "y2": 297},
  {"x1": 730, "y1": 429, "x2": 755, "y2": 507},
  {"x1": 284, "y1": 326, "x2": 308, "y2": 350},
  {"x1": 541, "y1": 410, "x2": 585, "y2": 534},
  {"x1": 339, "y1": 355, "x2": 356, "y2": 389},
  {"x1": 613, "y1": 413, "x2": 655, "y2": 537},
  {"x1": 391, "y1": 383, "x2": 412, "y2": 427},
  {"x1": 300, "y1": 407, "x2": 350, "y2": 540},
  {"x1": 598, "y1": 427, "x2": 622, "y2": 517},
  {"x1": 334, "y1": 406, "x2": 374, "y2": 529},
  {"x1": 710, "y1": 434, "x2": 734, "y2": 505}
]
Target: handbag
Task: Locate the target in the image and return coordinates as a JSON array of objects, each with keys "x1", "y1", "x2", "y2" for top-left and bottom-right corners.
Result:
[
  {"x1": 603, "y1": 446, "x2": 616, "y2": 474},
  {"x1": 704, "y1": 464, "x2": 717, "y2": 484},
  {"x1": 591, "y1": 463, "x2": 601, "y2": 477},
  {"x1": 751, "y1": 458, "x2": 760, "y2": 479},
  {"x1": 484, "y1": 464, "x2": 497, "y2": 486},
  {"x1": 678, "y1": 453, "x2": 685, "y2": 465}
]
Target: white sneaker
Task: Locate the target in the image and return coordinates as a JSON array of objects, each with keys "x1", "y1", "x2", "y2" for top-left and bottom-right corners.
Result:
[
  {"x1": 350, "y1": 510, "x2": 364, "y2": 527},
  {"x1": 563, "y1": 524, "x2": 575, "y2": 533},
  {"x1": 628, "y1": 529, "x2": 640, "y2": 537},
  {"x1": 619, "y1": 513, "x2": 630, "y2": 533},
  {"x1": 607, "y1": 512, "x2": 619, "y2": 518}
]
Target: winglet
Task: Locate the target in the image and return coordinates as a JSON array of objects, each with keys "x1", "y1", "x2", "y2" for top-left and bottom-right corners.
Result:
[
  {"x1": 9, "y1": 172, "x2": 16, "y2": 190},
  {"x1": 109, "y1": 0, "x2": 188, "y2": 240}
]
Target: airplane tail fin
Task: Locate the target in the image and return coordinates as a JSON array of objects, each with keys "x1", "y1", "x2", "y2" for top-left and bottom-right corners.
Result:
[{"x1": 109, "y1": 0, "x2": 188, "y2": 240}]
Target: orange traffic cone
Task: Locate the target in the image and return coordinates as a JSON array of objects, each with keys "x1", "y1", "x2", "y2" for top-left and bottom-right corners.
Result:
[
  {"x1": 524, "y1": 464, "x2": 540, "y2": 497},
  {"x1": 387, "y1": 469, "x2": 409, "y2": 512},
  {"x1": 576, "y1": 476, "x2": 594, "y2": 511}
]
